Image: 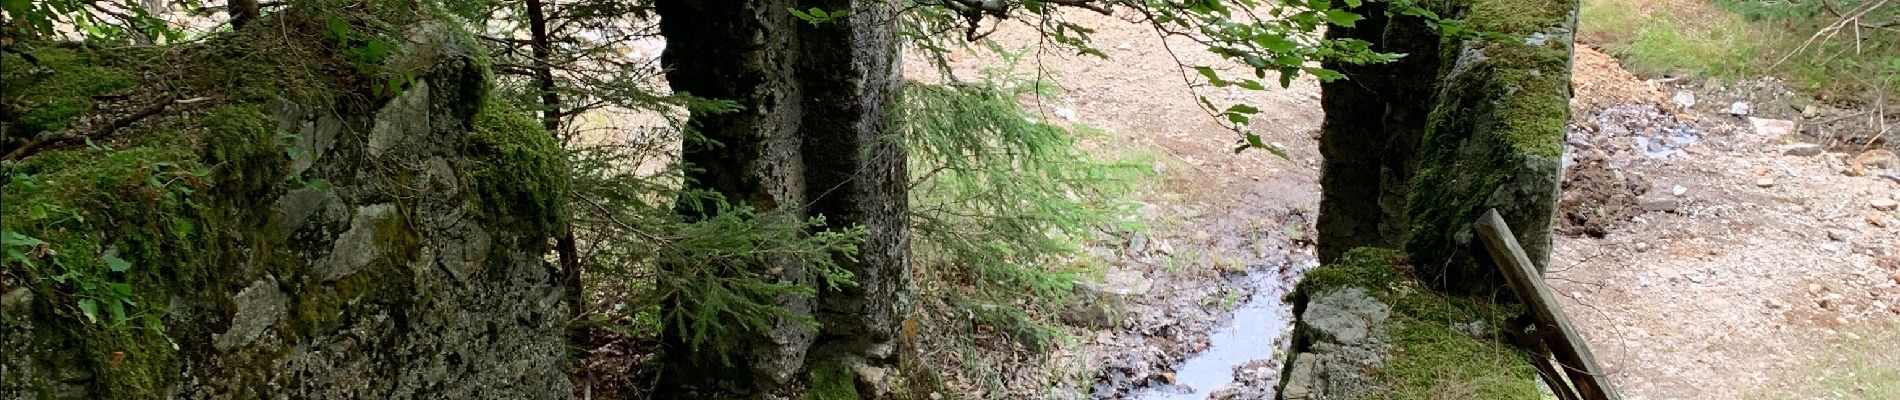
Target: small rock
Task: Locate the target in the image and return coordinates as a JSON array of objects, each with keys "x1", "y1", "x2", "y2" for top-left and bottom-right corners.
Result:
[
  {"x1": 1802, "y1": 104, "x2": 1820, "y2": 119},
  {"x1": 1053, "y1": 107, "x2": 1078, "y2": 122},
  {"x1": 1672, "y1": 185, "x2": 1688, "y2": 196},
  {"x1": 1782, "y1": 143, "x2": 1824, "y2": 157},
  {"x1": 1826, "y1": 230, "x2": 1846, "y2": 241},
  {"x1": 1641, "y1": 197, "x2": 1680, "y2": 212},
  {"x1": 1755, "y1": 178, "x2": 1777, "y2": 188},
  {"x1": 1872, "y1": 212, "x2": 1894, "y2": 227},
  {"x1": 1672, "y1": 90, "x2": 1697, "y2": 108},
  {"x1": 1634, "y1": 242, "x2": 1650, "y2": 252},
  {"x1": 1749, "y1": 117, "x2": 1796, "y2": 138},
  {"x1": 1857, "y1": 149, "x2": 1898, "y2": 170},
  {"x1": 1727, "y1": 101, "x2": 1751, "y2": 116},
  {"x1": 1873, "y1": 198, "x2": 1898, "y2": 211}
]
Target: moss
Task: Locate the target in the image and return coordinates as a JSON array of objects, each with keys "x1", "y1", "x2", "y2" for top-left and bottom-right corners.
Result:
[
  {"x1": 1290, "y1": 247, "x2": 1539, "y2": 399},
  {"x1": 806, "y1": 359, "x2": 862, "y2": 400},
  {"x1": 468, "y1": 105, "x2": 566, "y2": 237},
  {"x1": 0, "y1": 45, "x2": 140, "y2": 140},
  {"x1": 1400, "y1": 0, "x2": 1575, "y2": 294}
]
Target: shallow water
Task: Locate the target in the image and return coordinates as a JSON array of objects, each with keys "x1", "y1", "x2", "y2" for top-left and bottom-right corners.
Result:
[{"x1": 1128, "y1": 274, "x2": 1293, "y2": 400}]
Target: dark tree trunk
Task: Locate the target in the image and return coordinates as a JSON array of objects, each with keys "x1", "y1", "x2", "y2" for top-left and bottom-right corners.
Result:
[
  {"x1": 655, "y1": 0, "x2": 909, "y2": 397},
  {"x1": 795, "y1": 0, "x2": 910, "y2": 395},
  {"x1": 654, "y1": 0, "x2": 816, "y2": 397}
]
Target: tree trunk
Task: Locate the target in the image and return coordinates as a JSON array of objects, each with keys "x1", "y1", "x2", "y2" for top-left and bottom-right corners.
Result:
[
  {"x1": 655, "y1": 0, "x2": 909, "y2": 397},
  {"x1": 796, "y1": 0, "x2": 910, "y2": 396},
  {"x1": 655, "y1": 0, "x2": 815, "y2": 397}
]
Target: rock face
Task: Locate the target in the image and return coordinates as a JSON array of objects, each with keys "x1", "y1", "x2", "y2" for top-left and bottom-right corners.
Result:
[
  {"x1": 1, "y1": 13, "x2": 570, "y2": 400},
  {"x1": 1278, "y1": 288, "x2": 1391, "y2": 400}
]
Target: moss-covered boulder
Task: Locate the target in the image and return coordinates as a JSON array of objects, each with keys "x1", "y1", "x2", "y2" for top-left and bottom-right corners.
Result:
[
  {"x1": 1278, "y1": 248, "x2": 1539, "y2": 399},
  {"x1": 1, "y1": 6, "x2": 570, "y2": 399},
  {"x1": 1316, "y1": 0, "x2": 1579, "y2": 295},
  {"x1": 1403, "y1": 0, "x2": 1579, "y2": 295}
]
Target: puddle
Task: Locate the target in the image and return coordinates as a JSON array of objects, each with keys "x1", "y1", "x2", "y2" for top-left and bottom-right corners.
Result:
[{"x1": 1128, "y1": 273, "x2": 1294, "y2": 400}]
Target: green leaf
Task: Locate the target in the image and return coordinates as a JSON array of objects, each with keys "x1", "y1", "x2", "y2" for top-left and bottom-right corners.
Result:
[
  {"x1": 109, "y1": 283, "x2": 135, "y2": 299},
  {"x1": 1254, "y1": 35, "x2": 1297, "y2": 53},
  {"x1": 78, "y1": 299, "x2": 99, "y2": 323},
  {"x1": 1225, "y1": 104, "x2": 1260, "y2": 114},
  {"x1": 1324, "y1": 10, "x2": 1364, "y2": 27},
  {"x1": 1, "y1": 230, "x2": 44, "y2": 247},
  {"x1": 1194, "y1": 66, "x2": 1224, "y2": 85},
  {"x1": 0, "y1": 0, "x2": 30, "y2": 18},
  {"x1": 104, "y1": 255, "x2": 132, "y2": 272},
  {"x1": 108, "y1": 300, "x2": 127, "y2": 322},
  {"x1": 306, "y1": 178, "x2": 332, "y2": 191}
]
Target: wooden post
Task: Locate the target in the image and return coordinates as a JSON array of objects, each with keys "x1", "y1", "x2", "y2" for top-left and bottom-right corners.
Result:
[{"x1": 1474, "y1": 209, "x2": 1620, "y2": 400}]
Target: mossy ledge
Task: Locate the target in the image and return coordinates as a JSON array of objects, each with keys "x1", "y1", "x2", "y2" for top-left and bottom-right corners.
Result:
[
  {"x1": 0, "y1": 3, "x2": 570, "y2": 399},
  {"x1": 1279, "y1": 248, "x2": 1539, "y2": 399}
]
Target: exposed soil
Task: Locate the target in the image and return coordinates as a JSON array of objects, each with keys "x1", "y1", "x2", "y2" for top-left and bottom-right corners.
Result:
[{"x1": 1553, "y1": 45, "x2": 1900, "y2": 400}]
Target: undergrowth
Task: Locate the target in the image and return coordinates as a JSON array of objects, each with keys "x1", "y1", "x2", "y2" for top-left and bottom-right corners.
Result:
[
  {"x1": 901, "y1": 60, "x2": 1148, "y2": 396},
  {"x1": 1581, "y1": 0, "x2": 1900, "y2": 104}
]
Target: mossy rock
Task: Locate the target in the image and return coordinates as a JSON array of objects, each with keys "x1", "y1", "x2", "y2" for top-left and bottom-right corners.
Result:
[
  {"x1": 1402, "y1": 0, "x2": 1579, "y2": 295},
  {"x1": 1281, "y1": 248, "x2": 1540, "y2": 399},
  {"x1": 1, "y1": 4, "x2": 571, "y2": 399}
]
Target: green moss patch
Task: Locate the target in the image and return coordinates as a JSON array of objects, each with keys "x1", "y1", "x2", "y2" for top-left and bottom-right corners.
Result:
[
  {"x1": 1291, "y1": 247, "x2": 1540, "y2": 399},
  {"x1": 468, "y1": 105, "x2": 565, "y2": 237},
  {"x1": 0, "y1": 44, "x2": 141, "y2": 140}
]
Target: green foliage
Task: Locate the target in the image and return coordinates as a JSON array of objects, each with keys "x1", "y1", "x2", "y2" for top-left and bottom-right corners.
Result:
[
  {"x1": 562, "y1": 125, "x2": 865, "y2": 365},
  {"x1": 1582, "y1": 0, "x2": 1900, "y2": 104},
  {"x1": 901, "y1": 77, "x2": 1145, "y2": 349},
  {"x1": 1, "y1": 0, "x2": 180, "y2": 42}
]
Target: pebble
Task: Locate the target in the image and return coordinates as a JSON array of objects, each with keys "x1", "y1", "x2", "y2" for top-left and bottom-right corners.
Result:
[
  {"x1": 1672, "y1": 90, "x2": 1697, "y2": 108},
  {"x1": 1748, "y1": 117, "x2": 1795, "y2": 138},
  {"x1": 1782, "y1": 143, "x2": 1824, "y2": 157},
  {"x1": 1672, "y1": 185, "x2": 1688, "y2": 196},
  {"x1": 1727, "y1": 101, "x2": 1751, "y2": 116},
  {"x1": 1634, "y1": 242, "x2": 1651, "y2": 252},
  {"x1": 1755, "y1": 178, "x2": 1776, "y2": 188},
  {"x1": 1802, "y1": 104, "x2": 1820, "y2": 119},
  {"x1": 1872, "y1": 198, "x2": 1898, "y2": 211},
  {"x1": 1642, "y1": 197, "x2": 1680, "y2": 212},
  {"x1": 1826, "y1": 230, "x2": 1846, "y2": 241}
]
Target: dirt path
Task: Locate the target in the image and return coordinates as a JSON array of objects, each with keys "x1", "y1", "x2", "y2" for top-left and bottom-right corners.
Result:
[{"x1": 909, "y1": 9, "x2": 1900, "y2": 400}]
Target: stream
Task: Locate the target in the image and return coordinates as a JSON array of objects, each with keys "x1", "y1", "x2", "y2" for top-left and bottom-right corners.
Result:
[{"x1": 1128, "y1": 272, "x2": 1296, "y2": 400}]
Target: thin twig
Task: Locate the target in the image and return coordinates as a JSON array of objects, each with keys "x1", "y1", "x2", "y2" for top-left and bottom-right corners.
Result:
[{"x1": 3, "y1": 95, "x2": 193, "y2": 161}]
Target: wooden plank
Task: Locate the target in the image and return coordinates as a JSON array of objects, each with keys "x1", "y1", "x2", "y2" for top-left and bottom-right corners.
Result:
[{"x1": 1475, "y1": 209, "x2": 1621, "y2": 400}]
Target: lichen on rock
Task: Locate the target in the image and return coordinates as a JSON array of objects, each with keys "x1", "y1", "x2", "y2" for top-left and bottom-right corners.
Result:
[{"x1": 1, "y1": 5, "x2": 570, "y2": 399}]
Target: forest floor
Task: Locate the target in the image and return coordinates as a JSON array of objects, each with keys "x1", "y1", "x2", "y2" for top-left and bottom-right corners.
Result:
[{"x1": 917, "y1": 8, "x2": 1900, "y2": 400}]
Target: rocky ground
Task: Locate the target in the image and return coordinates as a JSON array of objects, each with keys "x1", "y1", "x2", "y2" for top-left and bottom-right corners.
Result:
[{"x1": 1551, "y1": 45, "x2": 1900, "y2": 399}]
